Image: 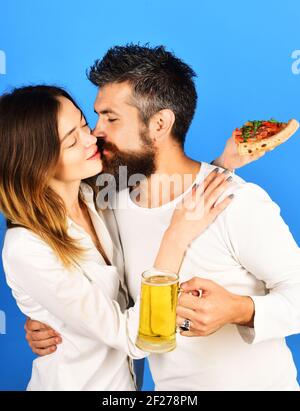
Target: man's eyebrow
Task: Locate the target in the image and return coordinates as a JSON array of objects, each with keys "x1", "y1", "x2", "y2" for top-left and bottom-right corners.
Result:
[
  {"x1": 61, "y1": 112, "x2": 83, "y2": 142},
  {"x1": 94, "y1": 108, "x2": 119, "y2": 116}
]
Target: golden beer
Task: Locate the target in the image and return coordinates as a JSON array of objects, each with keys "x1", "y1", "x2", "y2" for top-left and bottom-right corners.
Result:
[{"x1": 136, "y1": 269, "x2": 179, "y2": 353}]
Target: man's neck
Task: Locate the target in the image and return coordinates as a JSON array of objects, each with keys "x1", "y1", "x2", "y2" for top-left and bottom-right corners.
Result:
[{"x1": 131, "y1": 149, "x2": 201, "y2": 208}]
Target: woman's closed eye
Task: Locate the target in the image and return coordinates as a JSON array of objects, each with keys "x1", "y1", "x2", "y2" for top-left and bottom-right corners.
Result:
[
  {"x1": 66, "y1": 123, "x2": 90, "y2": 148},
  {"x1": 68, "y1": 137, "x2": 77, "y2": 148}
]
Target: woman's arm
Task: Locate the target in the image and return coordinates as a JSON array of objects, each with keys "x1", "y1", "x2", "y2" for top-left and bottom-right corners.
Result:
[
  {"x1": 154, "y1": 169, "x2": 233, "y2": 273},
  {"x1": 2, "y1": 229, "x2": 146, "y2": 359}
]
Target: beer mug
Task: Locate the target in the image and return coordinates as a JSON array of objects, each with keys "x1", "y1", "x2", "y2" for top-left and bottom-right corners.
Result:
[{"x1": 136, "y1": 268, "x2": 179, "y2": 353}]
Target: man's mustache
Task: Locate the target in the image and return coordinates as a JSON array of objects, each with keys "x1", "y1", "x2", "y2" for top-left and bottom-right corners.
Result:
[{"x1": 96, "y1": 139, "x2": 119, "y2": 154}]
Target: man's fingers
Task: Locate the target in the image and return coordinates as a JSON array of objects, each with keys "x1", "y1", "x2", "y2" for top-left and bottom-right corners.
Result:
[
  {"x1": 180, "y1": 277, "x2": 213, "y2": 293},
  {"x1": 176, "y1": 315, "x2": 187, "y2": 327},
  {"x1": 179, "y1": 330, "x2": 200, "y2": 337},
  {"x1": 232, "y1": 129, "x2": 242, "y2": 137},
  {"x1": 176, "y1": 305, "x2": 199, "y2": 324},
  {"x1": 178, "y1": 292, "x2": 201, "y2": 310},
  {"x1": 27, "y1": 319, "x2": 52, "y2": 332},
  {"x1": 29, "y1": 337, "x2": 61, "y2": 349},
  {"x1": 28, "y1": 330, "x2": 61, "y2": 342},
  {"x1": 176, "y1": 315, "x2": 195, "y2": 332},
  {"x1": 31, "y1": 329, "x2": 60, "y2": 341}
]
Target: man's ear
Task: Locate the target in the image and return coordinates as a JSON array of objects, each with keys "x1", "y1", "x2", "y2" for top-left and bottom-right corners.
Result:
[{"x1": 148, "y1": 109, "x2": 175, "y2": 143}]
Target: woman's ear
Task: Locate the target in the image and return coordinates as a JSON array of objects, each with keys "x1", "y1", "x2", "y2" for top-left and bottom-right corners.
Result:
[{"x1": 149, "y1": 109, "x2": 175, "y2": 143}]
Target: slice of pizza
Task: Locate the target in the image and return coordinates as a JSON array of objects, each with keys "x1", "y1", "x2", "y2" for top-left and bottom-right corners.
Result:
[{"x1": 234, "y1": 118, "x2": 299, "y2": 155}]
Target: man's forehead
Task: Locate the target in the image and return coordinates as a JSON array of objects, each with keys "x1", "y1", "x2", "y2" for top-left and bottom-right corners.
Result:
[{"x1": 94, "y1": 82, "x2": 133, "y2": 111}]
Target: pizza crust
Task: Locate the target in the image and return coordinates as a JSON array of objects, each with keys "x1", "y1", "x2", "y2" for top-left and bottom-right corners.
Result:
[{"x1": 237, "y1": 119, "x2": 299, "y2": 156}]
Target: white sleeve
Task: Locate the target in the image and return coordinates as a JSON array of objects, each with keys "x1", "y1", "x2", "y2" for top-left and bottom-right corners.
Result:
[
  {"x1": 225, "y1": 183, "x2": 300, "y2": 344},
  {"x1": 2, "y1": 230, "x2": 147, "y2": 359}
]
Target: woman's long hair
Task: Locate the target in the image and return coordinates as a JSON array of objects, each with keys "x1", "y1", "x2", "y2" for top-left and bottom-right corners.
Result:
[{"x1": 0, "y1": 85, "x2": 104, "y2": 268}]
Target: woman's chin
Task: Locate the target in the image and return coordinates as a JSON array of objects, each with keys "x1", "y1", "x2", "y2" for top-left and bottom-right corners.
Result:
[{"x1": 83, "y1": 161, "x2": 103, "y2": 179}]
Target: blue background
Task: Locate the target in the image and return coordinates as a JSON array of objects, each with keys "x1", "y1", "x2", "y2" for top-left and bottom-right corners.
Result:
[{"x1": 0, "y1": 0, "x2": 300, "y2": 391}]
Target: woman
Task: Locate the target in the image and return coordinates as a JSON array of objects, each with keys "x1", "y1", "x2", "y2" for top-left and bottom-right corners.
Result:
[{"x1": 0, "y1": 85, "x2": 232, "y2": 390}]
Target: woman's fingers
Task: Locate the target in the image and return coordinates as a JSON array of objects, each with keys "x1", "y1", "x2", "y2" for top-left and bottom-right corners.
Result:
[
  {"x1": 193, "y1": 168, "x2": 224, "y2": 197},
  {"x1": 204, "y1": 177, "x2": 232, "y2": 210},
  {"x1": 183, "y1": 168, "x2": 222, "y2": 210},
  {"x1": 202, "y1": 170, "x2": 229, "y2": 199},
  {"x1": 171, "y1": 167, "x2": 235, "y2": 241},
  {"x1": 183, "y1": 174, "x2": 234, "y2": 224},
  {"x1": 202, "y1": 168, "x2": 221, "y2": 191},
  {"x1": 209, "y1": 195, "x2": 234, "y2": 220},
  {"x1": 191, "y1": 178, "x2": 232, "y2": 220}
]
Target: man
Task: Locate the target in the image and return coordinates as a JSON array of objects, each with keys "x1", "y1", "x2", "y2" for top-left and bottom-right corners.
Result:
[{"x1": 25, "y1": 45, "x2": 300, "y2": 390}]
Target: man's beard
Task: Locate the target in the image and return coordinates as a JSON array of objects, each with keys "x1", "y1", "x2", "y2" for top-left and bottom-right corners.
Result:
[{"x1": 97, "y1": 128, "x2": 156, "y2": 191}]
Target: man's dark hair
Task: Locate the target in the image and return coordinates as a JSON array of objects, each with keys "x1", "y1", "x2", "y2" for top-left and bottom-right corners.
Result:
[{"x1": 88, "y1": 44, "x2": 197, "y2": 147}]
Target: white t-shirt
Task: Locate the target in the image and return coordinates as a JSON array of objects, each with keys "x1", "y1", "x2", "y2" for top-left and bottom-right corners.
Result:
[{"x1": 112, "y1": 162, "x2": 300, "y2": 391}]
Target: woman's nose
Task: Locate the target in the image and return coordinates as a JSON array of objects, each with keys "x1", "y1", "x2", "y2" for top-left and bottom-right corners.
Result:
[{"x1": 83, "y1": 133, "x2": 97, "y2": 147}]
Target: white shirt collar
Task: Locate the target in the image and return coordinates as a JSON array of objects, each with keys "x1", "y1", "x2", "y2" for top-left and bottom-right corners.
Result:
[{"x1": 66, "y1": 182, "x2": 115, "y2": 264}]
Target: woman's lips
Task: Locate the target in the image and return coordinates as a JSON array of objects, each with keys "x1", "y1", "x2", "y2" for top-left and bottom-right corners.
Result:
[{"x1": 87, "y1": 147, "x2": 100, "y2": 160}]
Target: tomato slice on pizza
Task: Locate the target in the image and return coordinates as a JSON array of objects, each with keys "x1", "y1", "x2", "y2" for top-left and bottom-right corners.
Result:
[{"x1": 234, "y1": 118, "x2": 299, "y2": 155}]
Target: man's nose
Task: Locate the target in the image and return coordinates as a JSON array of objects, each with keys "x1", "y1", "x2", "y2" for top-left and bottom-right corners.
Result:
[
  {"x1": 91, "y1": 127, "x2": 104, "y2": 138},
  {"x1": 92, "y1": 119, "x2": 106, "y2": 137}
]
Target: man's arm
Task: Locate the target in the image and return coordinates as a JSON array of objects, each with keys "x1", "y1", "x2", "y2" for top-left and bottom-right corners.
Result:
[
  {"x1": 177, "y1": 184, "x2": 300, "y2": 343},
  {"x1": 227, "y1": 184, "x2": 300, "y2": 344}
]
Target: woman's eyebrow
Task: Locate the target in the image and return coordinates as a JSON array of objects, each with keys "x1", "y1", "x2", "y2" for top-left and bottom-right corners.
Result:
[{"x1": 61, "y1": 112, "x2": 83, "y2": 142}]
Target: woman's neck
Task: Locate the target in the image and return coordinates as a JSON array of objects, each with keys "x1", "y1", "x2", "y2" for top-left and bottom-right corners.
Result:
[{"x1": 49, "y1": 179, "x2": 82, "y2": 218}]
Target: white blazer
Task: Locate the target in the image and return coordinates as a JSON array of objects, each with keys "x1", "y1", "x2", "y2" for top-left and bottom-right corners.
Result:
[{"x1": 2, "y1": 183, "x2": 146, "y2": 391}]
